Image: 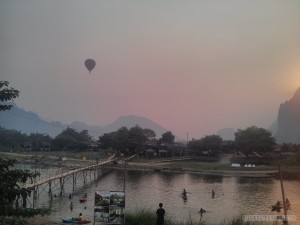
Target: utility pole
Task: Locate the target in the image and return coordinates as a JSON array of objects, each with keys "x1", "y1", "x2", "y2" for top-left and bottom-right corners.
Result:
[
  {"x1": 278, "y1": 162, "x2": 288, "y2": 225},
  {"x1": 186, "y1": 132, "x2": 189, "y2": 156},
  {"x1": 123, "y1": 161, "x2": 127, "y2": 192}
]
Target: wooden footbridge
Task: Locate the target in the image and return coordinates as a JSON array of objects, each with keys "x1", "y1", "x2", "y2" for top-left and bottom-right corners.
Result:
[{"x1": 25, "y1": 155, "x2": 116, "y2": 208}]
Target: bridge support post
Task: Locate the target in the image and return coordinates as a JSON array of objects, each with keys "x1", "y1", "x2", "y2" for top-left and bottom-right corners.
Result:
[
  {"x1": 83, "y1": 170, "x2": 87, "y2": 185},
  {"x1": 72, "y1": 173, "x2": 75, "y2": 192},
  {"x1": 34, "y1": 186, "x2": 38, "y2": 200},
  {"x1": 48, "y1": 181, "x2": 52, "y2": 199},
  {"x1": 59, "y1": 177, "x2": 64, "y2": 197},
  {"x1": 98, "y1": 166, "x2": 102, "y2": 178},
  {"x1": 32, "y1": 187, "x2": 35, "y2": 209}
]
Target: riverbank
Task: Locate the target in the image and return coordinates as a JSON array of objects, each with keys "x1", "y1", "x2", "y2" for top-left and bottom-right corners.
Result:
[
  {"x1": 114, "y1": 161, "x2": 279, "y2": 178},
  {"x1": 1, "y1": 151, "x2": 300, "y2": 179},
  {"x1": 0, "y1": 151, "x2": 102, "y2": 169},
  {"x1": 25, "y1": 210, "x2": 282, "y2": 225}
]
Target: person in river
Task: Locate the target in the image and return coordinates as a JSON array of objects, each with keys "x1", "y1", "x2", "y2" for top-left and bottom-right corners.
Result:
[
  {"x1": 285, "y1": 198, "x2": 291, "y2": 209},
  {"x1": 212, "y1": 189, "x2": 215, "y2": 198},
  {"x1": 156, "y1": 203, "x2": 165, "y2": 225},
  {"x1": 70, "y1": 202, "x2": 73, "y2": 212},
  {"x1": 276, "y1": 201, "x2": 281, "y2": 207},
  {"x1": 199, "y1": 208, "x2": 206, "y2": 214},
  {"x1": 182, "y1": 188, "x2": 187, "y2": 196}
]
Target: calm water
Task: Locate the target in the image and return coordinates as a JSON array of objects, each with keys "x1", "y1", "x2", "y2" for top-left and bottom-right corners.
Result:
[{"x1": 19, "y1": 165, "x2": 300, "y2": 225}]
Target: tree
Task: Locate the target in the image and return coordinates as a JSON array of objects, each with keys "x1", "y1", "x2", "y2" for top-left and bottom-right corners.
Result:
[
  {"x1": 202, "y1": 135, "x2": 223, "y2": 152},
  {"x1": 188, "y1": 135, "x2": 223, "y2": 156},
  {"x1": 234, "y1": 126, "x2": 277, "y2": 156},
  {"x1": 0, "y1": 82, "x2": 50, "y2": 224},
  {"x1": 28, "y1": 133, "x2": 52, "y2": 150},
  {"x1": 114, "y1": 127, "x2": 129, "y2": 152},
  {"x1": 98, "y1": 132, "x2": 116, "y2": 150},
  {"x1": 0, "y1": 81, "x2": 19, "y2": 111},
  {"x1": 0, "y1": 127, "x2": 28, "y2": 149},
  {"x1": 142, "y1": 128, "x2": 156, "y2": 140},
  {"x1": 160, "y1": 131, "x2": 175, "y2": 144},
  {"x1": 0, "y1": 158, "x2": 50, "y2": 224},
  {"x1": 127, "y1": 126, "x2": 147, "y2": 154},
  {"x1": 52, "y1": 127, "x2": 93, "y2": 151}
]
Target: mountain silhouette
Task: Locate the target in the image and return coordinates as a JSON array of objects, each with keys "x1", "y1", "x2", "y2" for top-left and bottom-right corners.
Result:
[
  {"x1": 276, "y1": 87, "x2": 300, "y2": 143},
  {"x1": 0, "y1": 103, "x2": 168, "y2": 139}
]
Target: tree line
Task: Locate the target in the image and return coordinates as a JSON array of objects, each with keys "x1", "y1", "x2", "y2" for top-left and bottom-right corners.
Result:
[
  {"x1": 0, "y1": 80, "x2": 284, "y2": 157},
  {"x1": 0, "y1": 124, "x2": 281, "y2": 157}
]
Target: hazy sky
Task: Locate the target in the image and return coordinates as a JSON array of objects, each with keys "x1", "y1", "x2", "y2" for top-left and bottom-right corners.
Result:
[{"x1": 1, "y1": 0, "x2": 300, "y2": 139}]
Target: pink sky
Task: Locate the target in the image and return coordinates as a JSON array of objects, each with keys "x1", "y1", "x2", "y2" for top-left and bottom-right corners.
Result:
[{"x1": 1, "y1": 0, "x2": 300, "y2": 139}]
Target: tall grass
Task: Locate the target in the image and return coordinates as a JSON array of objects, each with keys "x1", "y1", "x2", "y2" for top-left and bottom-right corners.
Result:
[
  {"x1": 125, "y1": 209, "x2": 281, "y2": 225},
  {"x1": 125, "y1": 208, "x2": 156, "y2": 225}
]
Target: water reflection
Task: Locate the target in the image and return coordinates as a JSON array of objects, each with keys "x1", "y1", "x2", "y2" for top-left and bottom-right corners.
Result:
[
  {"x1": 236, "y1": 177, "x2": 274, "y2": 184},
  {"x1": 19, "y1": 166, "x2": 300, "y2": 225},
  {"x1": 235, "y1": 177, "x2": 276, "y2": 214},
  {"x1": 203, "y1": 175, "x2": 223, "y2": 183}
]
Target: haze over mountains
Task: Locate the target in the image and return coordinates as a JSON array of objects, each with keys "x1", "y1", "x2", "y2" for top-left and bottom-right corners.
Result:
[
  {"x1": 276, "y1": 87, "x2": 300, "y2": 144},
  {"x1": 1, "y1": 87, "x2": 300, "y2": 143},
  {"x1": 0, "y1": 103, "x2": 169, "y2": 139}
]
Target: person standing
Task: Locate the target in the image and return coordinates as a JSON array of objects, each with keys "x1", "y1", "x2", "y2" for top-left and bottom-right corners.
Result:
[
  {"x1": 70, "y1": 202, "x2": 73, "y2": 212},
  {"x1": 156, "y1": 203, "x2": 165, "y2": 225}
]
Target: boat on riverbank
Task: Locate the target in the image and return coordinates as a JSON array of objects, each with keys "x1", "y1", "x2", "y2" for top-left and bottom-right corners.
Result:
[
  {"x1": 79, "y1": 193, "x2": 87, "y2": 203},
  {"x1": 61, "y1": 217, "x2": 91, "y2": 224}
]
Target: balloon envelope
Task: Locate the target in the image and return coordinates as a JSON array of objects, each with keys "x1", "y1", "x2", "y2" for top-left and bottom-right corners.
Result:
[{"x1": 85, "y1": 59, "x2": 96, "y2": 73}]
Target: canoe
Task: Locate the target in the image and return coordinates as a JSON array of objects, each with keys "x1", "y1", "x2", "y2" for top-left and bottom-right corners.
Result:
[
  {"x1": 79, "y1": 197, "x2": 87, "y2": 203},
  {"x1": 80, "y1": 194, "x2": 87, "y2": 202},
  {"x1": 61, "y1": 217, "x2": 91, "y2": 224},
  {"x1": 271, "y1": 204, "x2": 290, "y2": 211}
]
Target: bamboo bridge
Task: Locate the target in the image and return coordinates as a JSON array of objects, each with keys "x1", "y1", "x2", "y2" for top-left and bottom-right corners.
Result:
[{"x1": 25, "y1": 155, "x2": 116, "y2": 208}]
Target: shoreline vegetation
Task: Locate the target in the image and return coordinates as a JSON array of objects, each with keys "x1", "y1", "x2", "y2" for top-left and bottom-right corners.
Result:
[{"x1": 24, "y1": 210, "x2": 282, "y2": 225}]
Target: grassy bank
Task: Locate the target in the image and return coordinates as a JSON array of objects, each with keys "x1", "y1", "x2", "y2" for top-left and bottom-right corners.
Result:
[{"x1": 125, "y1": 209, "x2": 281, "y2": 225}]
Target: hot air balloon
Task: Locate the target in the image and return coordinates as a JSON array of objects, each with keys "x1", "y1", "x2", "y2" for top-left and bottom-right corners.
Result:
[{"x1": 85, "y1": 59, "x2": 96, "y2": 74}]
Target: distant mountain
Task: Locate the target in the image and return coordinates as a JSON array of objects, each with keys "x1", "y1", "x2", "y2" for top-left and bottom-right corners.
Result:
[
  {"x1": 0, "y1": 102, "x2": 67, "y2": 137},
  {"x1": 0, "y1": 103, "x2": 169, "y2": 139},
  {"x1": 216, "y1": 128, "x2": 235, "y2": 140},
  {"x1": 276, "y1": 87, "x2": 300, "y2": 144},
  {"x1": 268, "y1": 121, "x2": 278, "y2": 136},
  {"x1": 103, "y1": 115, "x2": 168, "y2": 138},
  {"x1": 70, "y1": 115, "x2": 168, "y2": 138}
]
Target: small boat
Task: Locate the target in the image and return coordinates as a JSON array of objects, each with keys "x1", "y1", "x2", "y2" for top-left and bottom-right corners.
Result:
[
  {"x1": 80, "y1": 193, "x2": 87, "y2": 203},
  {"x1": 79, "y1": 197, "x2": 87, "y2": 203},
  {"x1": 271, "y1": 203, "x2": 290, "y2": 211},
  {"x1": 61, "y1": 217, "x2": 91, "y2": 224}
]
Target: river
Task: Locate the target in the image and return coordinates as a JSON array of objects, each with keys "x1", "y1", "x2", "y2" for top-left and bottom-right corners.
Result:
[{"x1": 18, "y1": 164, "x2": 300, "y2": 225}]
